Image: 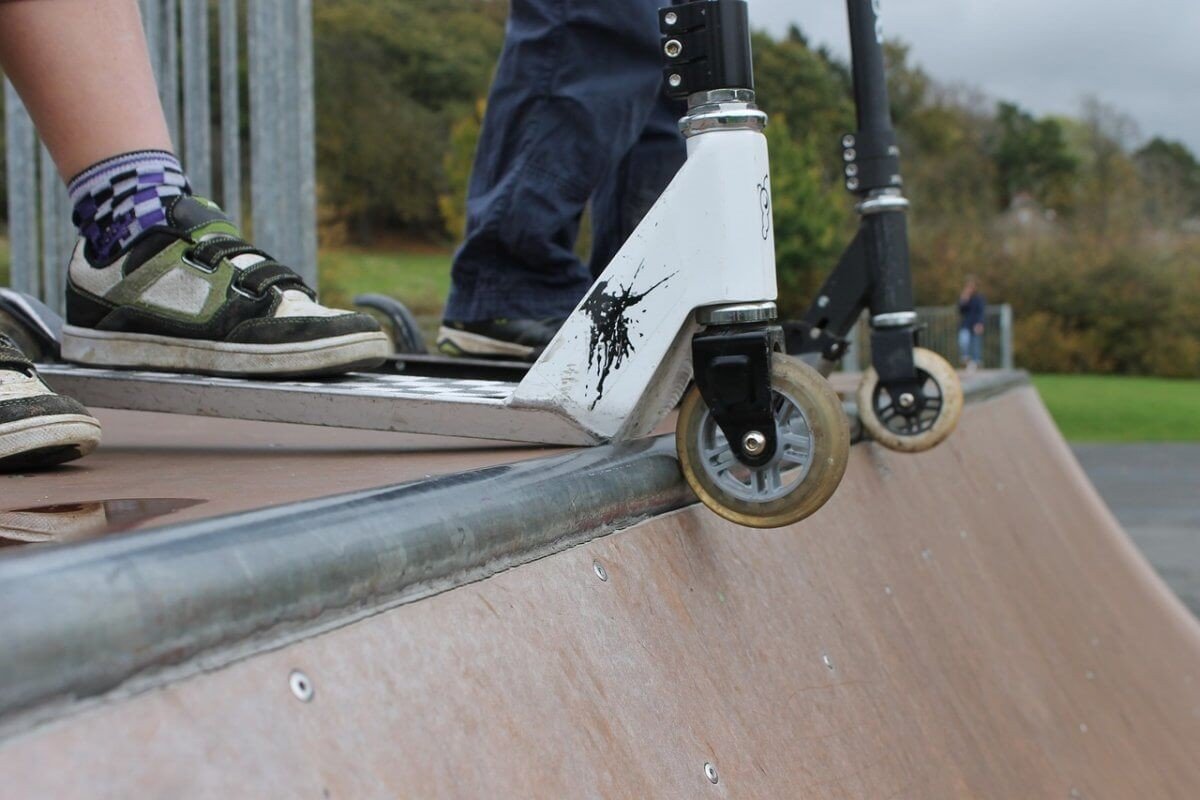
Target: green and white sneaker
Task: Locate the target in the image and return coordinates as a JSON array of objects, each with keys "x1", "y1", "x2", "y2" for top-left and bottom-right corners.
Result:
[
  {"x1": 62, "y1": 195, "x2": 389, "y2": 377},
  {"x1": 0, "y1": 333, "x2": 101, "y2": 470}
]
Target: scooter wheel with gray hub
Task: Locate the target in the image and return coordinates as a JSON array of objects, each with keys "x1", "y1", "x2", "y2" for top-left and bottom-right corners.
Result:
[
  {"x1": 676, "y1": 354, "x2": 851, "y2": 529},
  {"x1": 856, "y1": 347, "x2": 962, "y2": 453}
]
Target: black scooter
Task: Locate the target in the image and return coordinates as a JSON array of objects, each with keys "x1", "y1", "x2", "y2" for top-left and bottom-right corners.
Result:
[{"x1": 785, "y1": 0, "x2": 962, "y2": 452}]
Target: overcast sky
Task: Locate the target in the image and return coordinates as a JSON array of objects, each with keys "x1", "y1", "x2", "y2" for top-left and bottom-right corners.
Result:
[{"x1": 749, "y1": 0, "x2": 1200, "y2": 154}]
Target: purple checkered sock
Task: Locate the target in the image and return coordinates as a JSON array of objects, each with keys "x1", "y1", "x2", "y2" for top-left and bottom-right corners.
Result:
[{"x1": 68, "y1": 150, "x2": 191, "y2": 263}]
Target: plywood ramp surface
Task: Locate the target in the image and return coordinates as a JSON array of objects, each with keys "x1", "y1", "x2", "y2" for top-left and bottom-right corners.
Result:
[
  {"x1": 5, "y1": 386, "x2": 1200, "y2": 798},
  {"x1": 0, "y1": 408, "x2": 557, "y2": 529}
]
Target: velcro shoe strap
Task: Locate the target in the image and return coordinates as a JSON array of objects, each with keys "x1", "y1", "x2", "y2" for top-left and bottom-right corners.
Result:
[
  {"x1": 234, "y1": 261, "x2": 316, "y2": 299},
  {"x1": 188, "y1": 236, "x2": 271, "y2": 270},
  {"x1": 0, "y1": 335, "x2": 34, "y2": 373}
]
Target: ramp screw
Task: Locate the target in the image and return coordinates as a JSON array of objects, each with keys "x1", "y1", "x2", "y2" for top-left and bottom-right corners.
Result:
[
  {"x1": 289, "y1": 670, "x2": 314, "y2": 703},
  {"x1": 822, "y1": 653, "x2": 835, "y2": 670},
  {"x1": 704, "y1": 762, "x2": 719, "y2": 784},
  {"x1": 593, "y1": 560, "x2": 608, "y2": 582}
]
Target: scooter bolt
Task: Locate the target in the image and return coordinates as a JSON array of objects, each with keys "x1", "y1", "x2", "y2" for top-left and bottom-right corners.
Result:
[
  {"x1": 845, "y1": 164, "x2": 858, "y2": 177},
  {"x1": 668, "y1": 73, "x2": 683, "y2": 88},
  {"x1": 842, "y1": 134, "x2": 856, "y2": 148},
  {"x1": 898, "y1": 392, "x2": 916, "y2": 409},
  {"x1": 843, "y1": 148, "x2": 857, "y2": 162},
  {"x1": 742, "y1": 431, "x2": 767, "y2": 456},
  {"x1": 846, "y1": 177, "x2": 860, "y2": 190},
  {"x1": 664, "y1": 39, "x2": 683, "y2": 58},
  {"x1": 664, "y1": 11, "x2": 678, "y2": 26}
]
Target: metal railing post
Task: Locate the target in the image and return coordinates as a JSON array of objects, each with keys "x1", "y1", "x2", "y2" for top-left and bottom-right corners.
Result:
[
  {"x1": 844, "y1": 311, "x2": 863, "y2": 371},
  {"x1": 4, "y1": 85, "x2": 38, "y2": 297},
  {"x1": 248, "y1": 0, "x2": 281, "y2": 263},
  {"x1": 181, "y1": 0, "x2": 212, "y2": 197},
  {"x1": 38, "y1": 145, "x2": 65, "y2": 316},
  {"x1": 296, "y1": 0, "x2": 318, "y2": 285},
  {"x1": 160, "y1": 0, "x2": 181, "y2": 147},
  {"x1": 1000, "y1": 304, "x2": 1014, "y2": 370},
  {"x1": 219, "y1": 0, "x2": 242, "y2": 226}
]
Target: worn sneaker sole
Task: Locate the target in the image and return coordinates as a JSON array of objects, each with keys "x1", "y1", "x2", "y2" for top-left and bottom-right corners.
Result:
[
  {"x1": 61, "y1": 326, "x2": 390, "y2": 378},
  {"x1": 436, "y1": 326, "x2": 539, "y2": 361},
  {"x1": 0, "y1": 414, "x2": 102, "y2": 471}
]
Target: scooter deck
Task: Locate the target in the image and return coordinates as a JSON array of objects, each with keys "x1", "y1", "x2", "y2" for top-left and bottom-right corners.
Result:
[
  {"x1": 380, "y1": 353, "x2": 530, "y2": 382},
  {"x1": 37, "y1": 364, "x2": 599, "y2": 446}
]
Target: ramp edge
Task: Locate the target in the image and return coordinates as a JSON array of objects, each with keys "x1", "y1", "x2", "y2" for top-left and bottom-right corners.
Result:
[{"x1": 0, "y1": 370, "x2": 1028, "y2": 736}]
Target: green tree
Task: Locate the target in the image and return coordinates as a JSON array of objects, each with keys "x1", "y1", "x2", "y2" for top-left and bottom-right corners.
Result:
[
  {"x1": 765, "y1": 117, "x2": 850, "y2": 315},
  {"x1": 439, "y1": 99, "x2": 485, "y2": 239},
  {"x1": 752, "y1": 27, "x2": 855, "y2": 181},
  {"x1": 1135, "y1": 137, "x2": 1200, "y2": 223},
  {"x1": 313, "y1": 0, "x2": 506, "y2": 241},
  {"x1": 988, "y1": 102, "x2": 1078, "y2": 209}
]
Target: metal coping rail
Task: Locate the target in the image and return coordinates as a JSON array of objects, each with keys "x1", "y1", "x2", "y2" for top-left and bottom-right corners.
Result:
[{"x1": 0, "y1": 371, "x2": 1029, "y2": 737}]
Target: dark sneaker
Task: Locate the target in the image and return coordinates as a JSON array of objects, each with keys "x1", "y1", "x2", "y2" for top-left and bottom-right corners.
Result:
[
  {"x1": 437, "y1": 318, "x2": 563, "y2": 361},
  {"x1": 62, "y1": 195, "x2": 390, "y2": 377},
  {"x1": 0, "y1": 333, "x2": 101, "y2": 470}
]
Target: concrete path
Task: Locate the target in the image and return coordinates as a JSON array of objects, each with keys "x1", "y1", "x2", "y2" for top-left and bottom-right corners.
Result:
[{"x1": 1073, "y1": 443, "x2": 1200, "y2": 617}]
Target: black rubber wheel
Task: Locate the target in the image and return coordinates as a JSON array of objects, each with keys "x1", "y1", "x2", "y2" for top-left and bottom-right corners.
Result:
[
  {"x1": 0, "y1": 289, "x2": 62, "y2": 362},
  {"x1": 856, "y1": 347, "x2": 963, "y2": 452},
  {"x1": 353, "y1": 293, "x2": 427, "y2": 354},
  {"x1": 0, "y1": 307, "x2": 49, "y2": 363}
]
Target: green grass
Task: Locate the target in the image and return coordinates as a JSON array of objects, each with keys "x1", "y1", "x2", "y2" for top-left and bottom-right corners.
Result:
[
  {"x1": 318, "y1": 247, "x2": 451, "y2": 317},
  {"x1": 1032, "y1": 374, "x2": 1200, "y2": 442}
]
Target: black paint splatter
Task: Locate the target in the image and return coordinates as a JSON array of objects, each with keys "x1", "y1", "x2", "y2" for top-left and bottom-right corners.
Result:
[{"x1": 582, "y1": 262, "x2": 675, "y2": 409}]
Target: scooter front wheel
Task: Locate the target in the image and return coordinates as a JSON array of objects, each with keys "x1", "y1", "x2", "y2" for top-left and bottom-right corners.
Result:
[
  {"x1": 856, "y1": 347, "x2": 963, "y2": 452},
  {"x1": 676, "y1": 355, "x2": 851, "y2": 529}
]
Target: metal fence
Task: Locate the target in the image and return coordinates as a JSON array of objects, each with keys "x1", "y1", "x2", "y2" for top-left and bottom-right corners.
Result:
[
  {"x1": 3, "y1": 0, "x2": 316, "y2": 315},
  {"x1": 845, "y1": 304, "x2": 1014, "y2": 371}
]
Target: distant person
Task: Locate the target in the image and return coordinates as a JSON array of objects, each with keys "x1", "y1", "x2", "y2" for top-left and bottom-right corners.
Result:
[
  {"x1": 437, "y1": 0, "x2": 686, "y2": 361},
  {"x1": 958, "y1": 276, "x2": 986, "y2": 371},
  {"x1": 0, "y1": 0, "x2": 388, "y2": 471}
]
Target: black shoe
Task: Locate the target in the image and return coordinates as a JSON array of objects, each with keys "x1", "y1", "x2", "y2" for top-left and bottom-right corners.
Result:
[
  {"x1": 437, "y1": 318, "x2": 564, "y2": 361},
  {"x1": 62, "y1": 195, "x2": 390, "y2": 378},
  {"x1": 0, "y1": 334, "x2": 101, "y2": 471}
]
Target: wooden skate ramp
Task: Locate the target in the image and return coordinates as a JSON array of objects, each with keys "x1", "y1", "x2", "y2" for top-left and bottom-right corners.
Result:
[{"x1": 0, "y1": 376, "x2": 1198, "y2": 798}]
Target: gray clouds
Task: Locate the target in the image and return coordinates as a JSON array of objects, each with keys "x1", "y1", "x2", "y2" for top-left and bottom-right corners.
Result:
[{"x1": 749, "y1": 0, "x2": 1200, "y2": 153}]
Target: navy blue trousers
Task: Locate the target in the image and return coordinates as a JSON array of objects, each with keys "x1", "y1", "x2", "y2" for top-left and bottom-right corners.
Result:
[{"x1": 443, "y1": 0, "x2": 686, "y2": 323}]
